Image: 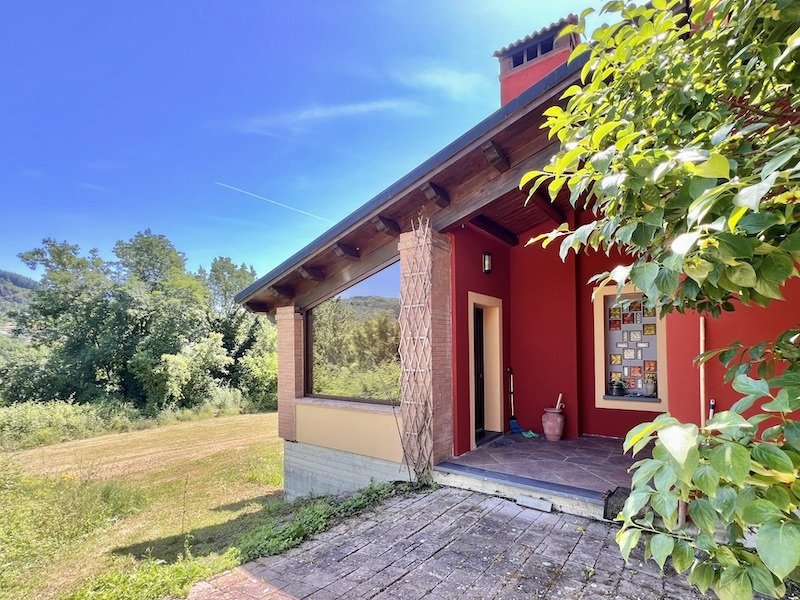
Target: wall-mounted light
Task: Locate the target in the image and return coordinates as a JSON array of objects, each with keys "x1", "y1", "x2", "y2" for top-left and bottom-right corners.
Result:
[{"x1": 482, "y1": 252, "x2": 492, "y2": 274}]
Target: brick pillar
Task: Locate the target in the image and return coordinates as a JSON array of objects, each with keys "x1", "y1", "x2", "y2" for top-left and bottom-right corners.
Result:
[
  {"x1": 276, "y1": 305, "x2": 303, "y2": 441},
  {"x1": 398, "y1": 222, "x2": 453, "y2": 476}
]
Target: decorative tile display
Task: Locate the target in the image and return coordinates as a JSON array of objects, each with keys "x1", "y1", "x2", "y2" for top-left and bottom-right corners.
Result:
[{"x1": 604, "y1": 292, "x2": 659, "y2": 397}]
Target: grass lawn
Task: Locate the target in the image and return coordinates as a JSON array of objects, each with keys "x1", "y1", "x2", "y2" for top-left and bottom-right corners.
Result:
[{"x1": 2, "y1": 413, "x2": 284, "y2": 600}]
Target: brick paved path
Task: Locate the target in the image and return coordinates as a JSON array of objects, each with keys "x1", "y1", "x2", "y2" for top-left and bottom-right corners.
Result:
[{"x1": 188, "y1": 487, "x2": 703, "y2": 599}]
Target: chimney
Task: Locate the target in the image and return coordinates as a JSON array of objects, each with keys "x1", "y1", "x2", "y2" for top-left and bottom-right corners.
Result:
[{"x1": 494, "y1": 15, "x2": 580, "y2": 106}]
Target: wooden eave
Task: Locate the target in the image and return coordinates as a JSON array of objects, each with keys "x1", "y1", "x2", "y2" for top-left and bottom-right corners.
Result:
[{"x1": 237, "y1": 59, "x2": 585, "y2": 313}]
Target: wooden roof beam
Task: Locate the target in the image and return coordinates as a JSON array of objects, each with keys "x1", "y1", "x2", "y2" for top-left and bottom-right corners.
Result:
[
  {"x1": 371, "y1": 215, "x2": 400, "y2": 237},
  {"x1": 420, "y1": 182, "x2": 450, "y2": 208},
  {"x1": 481, "y1": 141, "x2": 510, "y2": 173},
  {"x1": 297, "y1": 266, "x2": 325, "y2": 281},
  {"x1": 268, "y1": 284, "x2": 294, "y2": 299},
  {"x1": 333, "y1": 242, "x2": 360, "y2": 261},
  {"x1": 245, "y1": 301, "x2": 272, "y2": 313},
  {"x1": 470, "y1": 215, "x2": 519, "y2": 246},
  {"x1": 528, "y1": 191, "x2": 565, "y2": 225}
]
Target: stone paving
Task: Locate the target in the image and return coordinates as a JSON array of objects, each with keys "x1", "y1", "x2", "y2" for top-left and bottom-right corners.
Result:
[{"x1": 187, "y1": 487, "x2": 704, "y2": 600}]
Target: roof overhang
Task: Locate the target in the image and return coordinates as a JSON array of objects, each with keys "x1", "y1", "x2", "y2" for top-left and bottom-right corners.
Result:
[{"x1": 236, "y1": 57, "x2": 586, "y2": 313}]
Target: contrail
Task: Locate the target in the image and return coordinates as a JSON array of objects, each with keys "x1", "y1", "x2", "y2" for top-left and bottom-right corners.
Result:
[{"x1": 214, "y1": 181, "x2": 334, "y2": 223}]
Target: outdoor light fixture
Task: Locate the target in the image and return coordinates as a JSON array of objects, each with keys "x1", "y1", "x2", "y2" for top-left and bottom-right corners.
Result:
[{"x1": 482, "y1": 252, "x2": 492, "y2": 274}]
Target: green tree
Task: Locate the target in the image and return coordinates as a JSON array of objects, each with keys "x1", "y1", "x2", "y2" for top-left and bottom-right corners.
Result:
[
  {"x1": 525, "y1": 1, "x2": 800, "y2": 597},
  {"x1": 113, "y1": 229, "x2": 188, "y2": 291}
]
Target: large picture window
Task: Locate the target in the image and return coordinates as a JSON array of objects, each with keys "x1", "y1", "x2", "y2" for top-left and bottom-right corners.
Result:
[{"x1": 306, "y1": 262, "x2": 401, "y2": 403}]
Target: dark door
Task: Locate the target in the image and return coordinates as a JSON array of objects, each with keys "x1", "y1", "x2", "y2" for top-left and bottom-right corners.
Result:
[{"x1": 474, "y1": 307, "x2": 485, "y2": 439}]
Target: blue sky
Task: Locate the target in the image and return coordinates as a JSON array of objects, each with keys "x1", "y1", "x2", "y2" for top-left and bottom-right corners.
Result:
[{"x1": 0, "y1": 0, "x2": 611, "y2": 278}]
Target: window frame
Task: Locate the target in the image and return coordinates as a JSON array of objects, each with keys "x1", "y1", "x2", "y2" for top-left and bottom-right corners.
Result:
[
  {"x1": 303, "y1": 258, "x2": 401, "y2": 406},
  {"x1": 592, "y1": 284, "x2": 669, "y2": 412}
]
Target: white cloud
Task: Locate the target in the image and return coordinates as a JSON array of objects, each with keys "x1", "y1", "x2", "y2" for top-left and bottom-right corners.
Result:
[
  {"x1": 393, "y1": 65, "x2": 491, "y2": 101},
  {"x1": 235, "y1": 99, "x2": 426, "y2": 135}
]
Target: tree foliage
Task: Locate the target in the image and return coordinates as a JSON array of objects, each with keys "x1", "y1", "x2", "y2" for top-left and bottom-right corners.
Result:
[
  {"x1": 1, "y1": 231, "x2": 277, "y2": 412},
  {"x1": 523, "y1": 1, "x2": 800, "y2": 597}
]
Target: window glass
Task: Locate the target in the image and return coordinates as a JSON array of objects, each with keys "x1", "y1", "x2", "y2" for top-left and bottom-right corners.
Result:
[
  {"x1": 604, "y1": 293, "x2": 659, "y2": 397},
  {"x1": 539, "y1": 36, "x2": 554, "y2": 54},
  {"x1": 307, "y1": 262, "x2": 400, "y2": 402}
]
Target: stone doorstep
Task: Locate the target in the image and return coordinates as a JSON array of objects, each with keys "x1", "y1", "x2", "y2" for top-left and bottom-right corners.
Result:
[{"x1": 432, "y1": 462, "x2": 607, "y2": 521}]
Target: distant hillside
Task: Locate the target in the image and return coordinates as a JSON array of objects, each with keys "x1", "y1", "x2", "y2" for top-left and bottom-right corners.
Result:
[
  {"x1": 0, "y1": 270, "x2": 38, "y2": 327},
  {"x1": 340, "y1": 295, "x2": 400, "y2": 320}
]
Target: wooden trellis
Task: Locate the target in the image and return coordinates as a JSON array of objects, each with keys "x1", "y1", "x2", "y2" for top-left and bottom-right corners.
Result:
[{"x1": 398, "y1": 218, "x2": 434, "y2": 483}]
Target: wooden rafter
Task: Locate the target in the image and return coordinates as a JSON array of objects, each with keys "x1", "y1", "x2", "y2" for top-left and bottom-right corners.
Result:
[
  {"x1": 528, "y1": 191, "x2": 565, "y2": 225},
  {"x1": 333, "y1": 242, "x2": 360, "y2": 261},
  {"x1": 298, "y1": 266, "x2": 325, "y2": 281},
  {"x1": 268, "y1": 284, "x2": 294, "y2": 299},
  {"x1": 481, "y1": 140, "x2": 510, "y2": 173},
  {"x1": 420, "y1": 182, "x2": 450, "y2": 208},
  {"x1": 372, "y1": 215, "x2": 401, "y2": 237},
  {"x1": 470, "y1": 215, "x2": 519, "y2": 246}
]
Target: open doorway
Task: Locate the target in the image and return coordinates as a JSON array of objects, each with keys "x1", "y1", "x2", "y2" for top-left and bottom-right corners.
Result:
[{"x1": 468, "y1": 292, "x2": 503, "y2": 449}]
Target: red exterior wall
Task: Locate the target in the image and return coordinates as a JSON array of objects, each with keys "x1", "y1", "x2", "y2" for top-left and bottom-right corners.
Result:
[
  {"x1": 509, "y1": 221, "x2": 580, "y2": 439},
  {"x1": 500, "y1": 48, "x2": 571, "y2": 106},
  {"x1": 450, "y1": 213, "x2": 800, "y2": 447},
  {"x1": 450, "y1": 225, "x2": 511, "y2": 456}
]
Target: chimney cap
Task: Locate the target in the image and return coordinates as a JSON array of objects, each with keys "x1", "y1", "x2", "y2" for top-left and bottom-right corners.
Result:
[{"x1": 493, "y1": 15, "x2": 578, "y2": 58}]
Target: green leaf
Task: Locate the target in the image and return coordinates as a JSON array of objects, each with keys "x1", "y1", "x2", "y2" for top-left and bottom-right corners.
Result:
[
  {"x1": 711, "y1": 442, "x2": 751, "y2": 485},
  {"x1": 742, "y1": 499, "x2": 785, "y2": 525},
  {"x1": 657, "y1": 424, "x2": 699, "y2": 468},
  {"x1": 650, "y1": 533, "x2": 674, "y2": 570},
  {"x1": 671, "y1": 540, "x2": 695, "y2": 574},
  {"x1": 759, "y1": 252, "x2": 793, "y2": 285},
  {"x1": 756, "y1": 521, "x2": 800, "y2": 580},
  {"x1": 762, "y1": 146, "x2": 799, "y2": 178},
  {"x1": 727, "y1": 263, "x2": 757, "y2": 288},
  {"x1": 693, "y1": 464, "x2": 719, "y2": 497},
  {"x1": 781, "y1": 231, "x2": 800, "y2": 252},
  {"x1": 716, "y1": 566, "x2": 753, "y2": 600},
  {"x1": 688, "y1": 152, "x2": 729, "y2": 179},
  {"x1": 733, "y1": 172, "x2": 778, "y2": 211},
  {"x1": 688, "y1": 561, "x2": 716, "y2": 593},
  {"x1": 711, "y1": 487, "x2": 737, "y2": 521},
  {"x1": 630, "y1": 263, "x2": 659, "y2": 296},
  {"x1": 751, "y1": 443, "x2": 794, "y2": 473},
  {"x1": 704, "y1": 410, "x2": 753, "y2": 434},
  {"x1": 623, "y1": 488, "x2": 651, "y2": 519},
  {"x1": 784, "y1": 422, "x2": 800, "y2": 451},
  {"x1": 616, "y1": 527, "x2": 642, "y2": 561},
  {"x1": 773, "y1": 26, "x2": 800, "y2": 67},
  {"x1": 591, "y1": 121, "x2": 623, "y2": 147},
  {"x1": 761, "y1": 389, "x2": 800, "y2": 413},
  {"x1": 651, "y1": 489, "x2": 678, "y2": 525},
  {"x1": 689, "y1": 498, "x2": 717, "y2": 534},
  {"x1": 732, "y1": 374, "x2": 770, "y2": 399}
]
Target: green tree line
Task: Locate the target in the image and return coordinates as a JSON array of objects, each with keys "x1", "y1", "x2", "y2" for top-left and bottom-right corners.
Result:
[{"x1": 0, "y1": 230, "x2": 277, "y2": 413}]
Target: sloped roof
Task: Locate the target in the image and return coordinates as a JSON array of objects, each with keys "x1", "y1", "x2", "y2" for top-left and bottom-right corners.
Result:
[
  {"x1": 234, "y1": 58, "x2": 585, "y2": 309},
  {"x1": 493, "y1": 15, "x2": 578, "y2": 57}
]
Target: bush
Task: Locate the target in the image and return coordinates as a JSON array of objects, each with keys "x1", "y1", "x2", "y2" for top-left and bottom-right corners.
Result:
[{"x1": 0, "y1": 394, "x2": 261, "y2": 451}]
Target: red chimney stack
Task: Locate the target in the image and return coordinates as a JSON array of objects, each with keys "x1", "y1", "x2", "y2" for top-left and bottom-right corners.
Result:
[{"x1": 494, "y1": 15, "x2": 580, "y2": 106}]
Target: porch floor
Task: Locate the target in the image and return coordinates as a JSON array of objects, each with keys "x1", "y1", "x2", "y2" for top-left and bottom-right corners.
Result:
[{"x1": 440, "y1": 434, "x2": 636, "y2": 495}]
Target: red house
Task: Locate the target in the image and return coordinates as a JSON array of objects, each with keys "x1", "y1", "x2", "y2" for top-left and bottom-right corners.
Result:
[{"x1": 236, "y1": 17, "x2": 799, "y2": 517}]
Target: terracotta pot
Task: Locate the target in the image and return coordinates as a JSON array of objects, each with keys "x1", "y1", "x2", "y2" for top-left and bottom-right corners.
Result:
[{"x1": 542, "y1": 408, "x2": 565, "y2": 442}]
